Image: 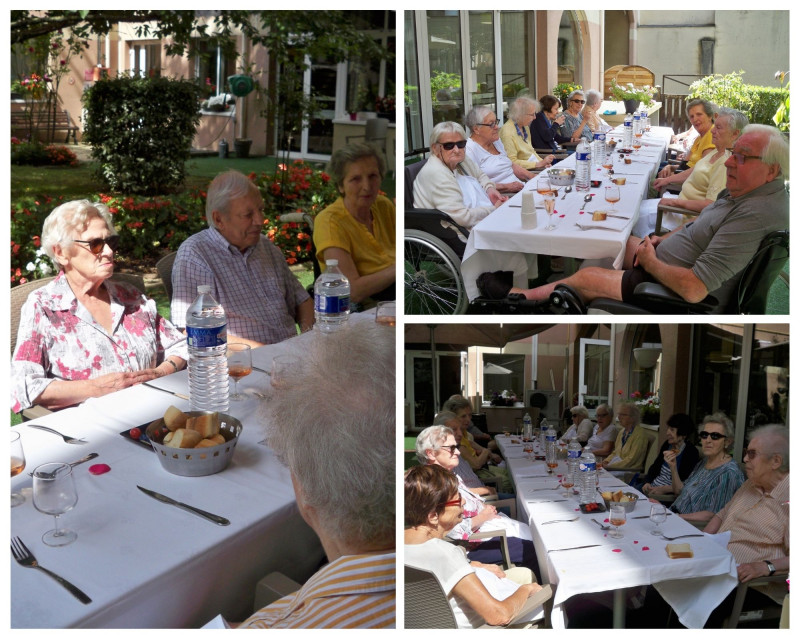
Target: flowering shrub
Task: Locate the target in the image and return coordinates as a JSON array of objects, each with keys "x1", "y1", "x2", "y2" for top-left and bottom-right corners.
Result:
[
  {"x1": 11, "y1": 139, "x2": 78, "y2": 166},
  {"x1": 11, "y1": 73, "x2": 51, "y2": 100},
  {"x1": 630, "y1": 391, "x2": 661, "y2": 423},
  {"x1": 375, "y1": 95, "x2": 395, "y2": 113},
  {"x1": 609, "y1": 80, "x2": 660, "y2": 106},
  {"x1": 552, "y1": 83, "x2": 583, "y2": 106}
]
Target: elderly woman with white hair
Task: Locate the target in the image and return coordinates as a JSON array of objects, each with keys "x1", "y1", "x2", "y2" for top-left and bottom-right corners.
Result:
[
  {"x1": 499, "y1": 96, "x2": 555, "y2": 172},
  {"x1": 11, "y1": 200, "x2": 187, "y2": 413},
  {"x1": 465, "y1": 105, "x2": 529, "y2": 193},
  {"x1": 413, "y1": 121, "x2": 507, "y2": 231},
  {"x1": 560, "y1": 405, "x2": 594, "y2": 445},
  {"x1": 579, "y1": 89, "x2": 611, "y2": 134},
  {"x1": 602, "y1": 401, "x2": 650, "y2": 475}
]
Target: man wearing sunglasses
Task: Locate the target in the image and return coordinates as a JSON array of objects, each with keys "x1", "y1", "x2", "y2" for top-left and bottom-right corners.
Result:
[{"x1": 479, "y1": 124, "x2": 788, "y2": 313}]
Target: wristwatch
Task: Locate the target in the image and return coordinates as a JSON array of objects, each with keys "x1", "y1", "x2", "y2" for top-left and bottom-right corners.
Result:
[{"x1": 765, "y1": 560, "x2": 776, "y2": 576}]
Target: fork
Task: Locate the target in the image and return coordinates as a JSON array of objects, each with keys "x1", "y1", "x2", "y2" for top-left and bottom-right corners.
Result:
[
  {"x1": 10, "y1": 537, "x2": 92, "y2": 604},
  {"x1": 660, "y1": 533, "x2": 704, "y2": 541},
  {"x1": 27, "y1": 424, "x2": 87, "y2": 445},
  {"x1": 541, "y1": 516, "x2": 578, "y2": 525}
]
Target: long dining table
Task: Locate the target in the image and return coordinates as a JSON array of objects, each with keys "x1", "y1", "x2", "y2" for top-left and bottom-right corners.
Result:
[
  {"x1": 494, "y1": 433, "x2": 738, "y2": 629},
  {"x1": 460, "y1": 125, "x2": 674, "y2": 301},
  {"x1": 9, "y1": 315, "x2": 379, "y2": 628}
]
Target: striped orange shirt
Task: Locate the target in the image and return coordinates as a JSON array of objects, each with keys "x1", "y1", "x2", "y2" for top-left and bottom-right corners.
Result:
[{"x1": 239, "y1": 553, "x2": 395, "y2": 629}]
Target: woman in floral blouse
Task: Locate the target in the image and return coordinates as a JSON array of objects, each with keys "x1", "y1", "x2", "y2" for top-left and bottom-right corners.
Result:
[{"x1": 11, "y1": 200, "x2": 187, "y2": 413}]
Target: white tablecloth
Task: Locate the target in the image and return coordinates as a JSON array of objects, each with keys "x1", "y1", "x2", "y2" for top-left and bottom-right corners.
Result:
[
  {"x1": 461, "y1": 126, "x2": 673, "y2": 300},
  {"x1": 9, "y1": 318, "x2": 386, "y2": 628},
  {"x1": 495, "y1": 434, "x2": 737, "y2": 628}
]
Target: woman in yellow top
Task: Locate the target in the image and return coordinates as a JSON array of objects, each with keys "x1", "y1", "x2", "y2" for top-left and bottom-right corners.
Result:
[
  {"x1": 498, "y1": 96, "x2": 555, "y2": 172},
  {"x1": 602, "y1": 402, "x2": 650, "y2": 475},
  {"x1": 313, "y1": 143, "x2": 395, "y2": 306},
  {"x1": 656, "y1": 98, "x2": 716, "y2": 186}
]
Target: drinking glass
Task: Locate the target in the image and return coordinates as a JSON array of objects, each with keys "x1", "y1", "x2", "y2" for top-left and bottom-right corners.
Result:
[
  {"x1": 227, "y1": 343, "x2": 252, "y2": 401},
  {"x1": 11, "y1": 431, "x2": 26, "y2": 507},
  {"x1": 375, "y1": 301, "x2": 396, "y2": 326},
  {"x1": 272, "y1": 354, "x2": 300, "y2": 389},
  {"x1": 609, "y1": 505, "x2": 626, "y2": 539},
  {"x1": 543, "y1": 194, "x2": 557, "y2": 230},
  {"x1": 649, "y1": 503, "x2": 668, "y2": 536},
  {"x1": 523, "y1": 440, "x2": 534, "y2": 461},
  {"x1": 536, "y1": 176, "x2": 553, "y2": 197},
  {"x1": 32, "y1": 463, "x2": 78, "y2": 547},
  {"x1": 602, "y1": 155, "x2": 614, "y2": 178},
  {"x1": 604, "y1": 185, "x2": 620, "y2": 213},
  {"x1": 561, "y1": 469, "x2": 575, "y2": 497}
]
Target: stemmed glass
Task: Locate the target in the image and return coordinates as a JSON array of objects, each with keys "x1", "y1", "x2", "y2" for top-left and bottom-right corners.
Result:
[
  {"x1": 32, "y1": 463, "x2": 78, "y2": 547},
  {"x1": 523, "y1": 440, "x2": 534, "y2": 461},
  {"x1": 604, "y1": 185, "x2": 620, "y2": 213},
  {"x1": 609, "y1": 504, "x2": 626, "y2": 539},
  {"x1": 561, "y1": 469, "x2": 575, "y2": 498},
  {"x1": 11, "y1": 431, "x2": 26, "y2": 507},
  {"x1": 227, "y1": 343, "x2": 252, "y2": 401},
  {"x1": 649, "y1": 503, "x2": 668, "y2": 536},
  {"x1": 375, "y1": 301, "x2": 396, "y2": 326}
]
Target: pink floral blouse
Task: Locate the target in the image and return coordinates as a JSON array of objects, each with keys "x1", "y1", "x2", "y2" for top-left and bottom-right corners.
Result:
[{"x1": 11, "y1": 273, "x2": 188, "y2": 412}]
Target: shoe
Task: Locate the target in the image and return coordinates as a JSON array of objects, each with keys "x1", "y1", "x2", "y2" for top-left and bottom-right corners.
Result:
[{"x1": 477, "y1": 271, "x2": 514, "y2": 300}]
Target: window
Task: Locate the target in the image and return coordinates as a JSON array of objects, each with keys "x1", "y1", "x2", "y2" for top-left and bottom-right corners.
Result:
[
  {"x1": 193, "y1": 39, "x2": 236, "y2": 98},
  {"x1": 129, "y1": 42, "x2": 162, "y2": 79}
]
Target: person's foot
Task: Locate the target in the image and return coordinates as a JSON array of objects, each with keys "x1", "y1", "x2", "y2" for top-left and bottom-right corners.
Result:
[{"x1": 476, "y1": 271, "x2": 514, "y2": 300}]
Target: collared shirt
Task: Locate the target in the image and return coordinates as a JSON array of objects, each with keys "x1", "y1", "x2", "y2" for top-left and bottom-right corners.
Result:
[
  {"x1": 171, "y1": 228, "x2": 309, "y2": 344},
  {"x1": 11, "y1": 272, "x2": 187, "y2": 412},
  {"x1": 239, "y1": 553, "x2": 395, "y2": 628}
]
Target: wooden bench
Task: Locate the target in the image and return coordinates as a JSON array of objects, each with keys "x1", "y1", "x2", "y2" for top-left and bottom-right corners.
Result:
[{"x1": 11, "y1": 108, "x2": 79, "y2": 143}]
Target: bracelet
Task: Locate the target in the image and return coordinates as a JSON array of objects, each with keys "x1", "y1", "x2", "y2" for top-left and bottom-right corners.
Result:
[{"x1": 164, "y1": 359, "x2": 179, "y2": 373}]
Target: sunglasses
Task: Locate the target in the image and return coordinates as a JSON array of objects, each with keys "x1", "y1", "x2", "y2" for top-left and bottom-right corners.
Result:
[
  {"x1": 73, "y1": 235, "x2": 120, "y2": 255},
  {"x1": 439, "y1": 140, "x2": 467, "y2": 151},
  {"x1": 438, "y1": 444, "x2": 459, "y2": 455},
  {"x1": 572, "y1": 99, "x2": 586, "y2": 104},
  {"x1": 699, "y1": 431, "x2": 725, "y2": 441}
]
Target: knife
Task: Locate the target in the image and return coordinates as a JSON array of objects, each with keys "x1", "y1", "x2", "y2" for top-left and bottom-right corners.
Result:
[
  {"x1": 251, "y1": 365, "x2": 271, "y2": 375},
  {"x1": 549, "y1": 544, "x2": 602, "y2": 553},
  {"x1": 141, "y1": 382, "x2": 190, "y2": 400},
  {"x1": 632, "y1": 513, "x2": 673, "y2": 519},
  {"x1": 29, "y1": 452, "x2": 98, "y2": 477},
  {"x1": 137, "y1": 485, "x2": 230, "y2": 526}
]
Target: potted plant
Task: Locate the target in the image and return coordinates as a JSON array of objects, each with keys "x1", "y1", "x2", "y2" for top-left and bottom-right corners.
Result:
[
  {"x1": 609, "y1": 79, "x2": 660, "y2": 114},
  {"x1": 630, "y1": 391, "x2": 661, "y2": 426},
  {"x1": 552, "y1": 82, "x2": 583, "y2": 106},
  {"x1": 374, "y1": 95, "x2": 395, "y2": 122}
]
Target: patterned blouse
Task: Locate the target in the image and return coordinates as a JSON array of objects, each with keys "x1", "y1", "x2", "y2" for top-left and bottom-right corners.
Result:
[
  {"x1": 11, "y1": 272, "x2": 188, "y2": 412},
  {"x1": 670, "y1": 458, "x2": 745, "y2": 515}
]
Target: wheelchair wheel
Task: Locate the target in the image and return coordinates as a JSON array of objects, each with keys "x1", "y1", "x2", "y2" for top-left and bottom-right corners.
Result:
[{"x1": 404, "y1": 229, "x2": 468, "y2": 315}]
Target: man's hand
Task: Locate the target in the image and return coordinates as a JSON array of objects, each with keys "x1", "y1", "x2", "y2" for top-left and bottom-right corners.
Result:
[
  {"x1": 634, "y1": 236, "x2": 658, "y2": 269},
  {"x1": 737, "y1": 561, "x2": 770, "y2": 583}
]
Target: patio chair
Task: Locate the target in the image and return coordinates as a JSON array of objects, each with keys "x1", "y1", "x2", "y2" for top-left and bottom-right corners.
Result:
[
  {"x1": 156, "y1": 251, "x2": 178, "y2": 301},
  {"x1": 653, "y1": 201, "x2": 699, "y2": 236},
  {"x1": 405, "y1": 565, "x2": 553, "y2": 629},
  {"x1": 723, "y1": 574, "x2": 788, "y2": 628},
  {"x1": 253, "y1": 571, "x2": 302, "y2": 612}
]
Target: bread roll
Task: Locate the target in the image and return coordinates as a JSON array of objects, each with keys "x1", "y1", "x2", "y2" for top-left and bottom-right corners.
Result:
[
  {"x1": 164, "y1": 405, "x2": 188, "y2": 432},
  {"x1": 196, "y1": 438, "x2": 220, "y2": 448},
  {"x1": 592, "y1": 211, "x2": 607, "y2": 222},
  {"x1": 166, "y1": 428, "x2": 203, "y2": 449},
  {"x1": 666, "y1": 543, "x2": 694, "y2": 559},
  {"x1": 163, "y1": 432, "x2": 174, "y2": 444},
  {"x1": 187, "y1": 413, "x2": 220, "y2": 439}
]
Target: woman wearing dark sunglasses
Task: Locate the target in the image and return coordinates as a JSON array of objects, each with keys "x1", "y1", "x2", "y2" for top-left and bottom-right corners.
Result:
[
  {"x1": 11, "y1": 200, "x2": 187, "y2": 413},
  {"x1": 559, "y1": 90, "x2": 593, "y2": 144},
  {"x1": 413, "y1": 121, "x2": 507, "y2": 232},
  {"x1": 668, "y1": 412, "x2": 745, "y2": 523}
]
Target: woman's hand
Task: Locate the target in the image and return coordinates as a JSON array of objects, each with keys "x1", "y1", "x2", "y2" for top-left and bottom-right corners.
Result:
[
  {"x1": 657, "y1": 165, "x2": 676, "y2": 180},
  {"x1": 663, "y1": 449, "x2": 679, "y2": 467},
  {"x1": 487, "y1": 188, "x2": 508, "y2": 207},
  {"x1": 90, "y1": 370, "x2": 161, "y2": 395},
  {"x1": 737, "y1": 561, "x2": 770, "y2": 583},
  {"x1": 641, "y1": 482, "x2": 653, "y2": 495},
  {"x1": 472, "y1": 562, "x2": 506, "y2": 579},
  {"x1": 472, "y1": 503, "x2": 498, "y2": 528},
  {"x1": 497, "y1": 182, "x2": 524, "y2": 194}
]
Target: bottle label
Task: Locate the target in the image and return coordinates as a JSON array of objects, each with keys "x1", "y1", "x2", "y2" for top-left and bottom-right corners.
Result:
[
  {"x1": 568, "y1": 450, "x2": 581, "y2": 459},
  {"x1": 576, "y1": 151, "x2": 590, "y2": 162},
  {"x1": 579, "y1": 461, "x2": 596, "y2": 472},
  {"x1": 315, "y1": 294, "x2": 350, "y2": 314},
  {"x1": 187, "y1": 325, "x2": 227, "y2": 348},
  {"x1": 593, "y1": 133, "x2": 605, "y2": 142}
]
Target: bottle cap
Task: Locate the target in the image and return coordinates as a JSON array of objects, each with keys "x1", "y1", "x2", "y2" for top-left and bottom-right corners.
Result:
[
  {"x1": 325, "y1": 259, "x2": 339, "y2": 266},
  {"x1": 197, "y1": 285, "x2": 212, "y2": 294}
]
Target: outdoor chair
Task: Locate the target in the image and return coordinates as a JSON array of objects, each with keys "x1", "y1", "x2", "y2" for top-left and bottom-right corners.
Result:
[
  {"x1": 723, "y1": 574, "x2": 788, "y2": 628},
  {"x1": 155, "y1": 251, "x2": 178, "y2": 302},
  {"x1": 653, "y1": 201, "x2": 699, "y2": 236},
  {"x1": 405, "y1": 565, "x2": 553, "y2": 629},
  {"x1": 609, "y1": 426, "x2": 660, "y2": 484}
]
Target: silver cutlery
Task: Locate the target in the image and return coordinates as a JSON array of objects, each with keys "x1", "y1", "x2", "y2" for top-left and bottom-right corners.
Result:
[
  {"x1": 561, "y1": 185, "x2": 572, "y2": 200},
  {"x1": 588, "y1": 211, "x2": 630, "y2": 220},
  {"x1": 27, "y1": 424, "x2": 87, "y2": 445},
  {"x1": 549, "y1": 544, "x2": 602, "y2": 553},
  {"x1": 591, "y1": 518, "x2": 610, "y2": 530},
  {"x1": 661, "y1": 533, "x2": 704, "y2": 541},
  {"x1": 575, "y1": 223, "x2": 622, "y2": 232},
  {"x1": 541, "y1": 517, "x2": 579, "y2": 525},
  {"x1": 137, "y1": 485, "x2": 230, "y2": 526},
  {"x1": 141, "y1": 382, "x2": 190, "y2": 400},
  {"x1": 583, "y1": 194, "x2": 594, "y2": 204},
  {"x1": 527, "y1": 486, "x2": 560, "y2": 492},
  {"x1": 527, "y1": 499, "x2": 568, "y2": 503},
  {"x1": 10, "y1": 537, "x2": 92, "y2": 604},
  {"x1": 632, "y1": 513, "x2": 673, "y2": 519},
  {"x1": 30, "y1": 452, "x2": 98, "y2": 477},
  {"x1": 251, "y1": 366, "x2": 271, "y2": 375}
]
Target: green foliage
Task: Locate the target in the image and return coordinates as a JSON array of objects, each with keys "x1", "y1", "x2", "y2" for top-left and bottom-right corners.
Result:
[
  {"x1": 503, "y1": 82, "x2": 528, "y2": 99},
  {"x1": 431, "y1": 71, "x2": 462, "y2": 103},
  {"x1": 82, "y1": 75, "x2": 202, "y2": 195},
  {"x1": 608, "y1": 80, "x2": 659, "y2": 106},
  {"x1": 11, "y1": 139, "x2": 78, "y2": 166},
  {"x1": 688, "y1": 71, "x2": 789, "y2": 128},
  {"x1": 552, "y1": 83, "x2": 582, "y2": 105},
  {"x1": 773, "y1": 71, "x2": 790, "y2": 132}
]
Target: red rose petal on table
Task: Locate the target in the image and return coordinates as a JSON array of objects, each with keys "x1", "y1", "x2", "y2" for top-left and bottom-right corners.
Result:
[
  {"x1": 88, "y1": 464, "x2": 111, "y2": 475},
  {"x1": 612, "y1": 549, "x2": 622, "y2": 553},
  {"x1": 642, "y1": 547, "x2": 650, "y2": 551},
  {"x1": 634, "y1": 540, "x2": 639, "y2": 544},
  {"x1": 559, "y1": 214, "x2": 566, "y2": 218},
  {"x1": 604, "y1": 518, "x2": 610, "y2": 523}
]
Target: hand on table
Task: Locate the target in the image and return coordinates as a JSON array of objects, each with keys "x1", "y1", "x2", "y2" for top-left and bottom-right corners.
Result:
[{"x1": 91, "y1": 370, "x2": 161, "y2": 396}]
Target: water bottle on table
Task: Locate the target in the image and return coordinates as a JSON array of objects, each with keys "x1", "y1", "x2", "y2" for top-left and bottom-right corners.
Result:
[
  {"x1": 574, "y1": 140, "x2": 591, "y2": 192},
  {"x1": 591, "y1": 132, "x2": 606, "y2": 170},
  {"x1": 545, "y1": 423, "x2": 558, "y2": 473},
  {"x1": 314, "y1": 259, "x2": 350, "y2": 333},
  {"x1": 567, "y1": 436, "x2": 582, "y2": 476},
  {"x1": 522, "y1": 412, "x2": 533, "y2": 441},
  {"x1": 186, "y1": 285, "x2": 229, "y2": 413},
  {"x1": 623, "y1": 114, "x2": 633, "y2": 148},
  {"x1": 578, "y1": 446, "x2": 597, "y2": 503}
]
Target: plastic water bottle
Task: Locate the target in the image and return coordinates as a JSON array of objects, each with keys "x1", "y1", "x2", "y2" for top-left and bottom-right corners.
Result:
[
  {"x1": 574, "y1": 139, "x2": 591, "y2": 192},
  {"x1": 545, "y1": 422, "x2": 558, "y2": 472},
  {"x1": 539, "y1": 418, "x2": 549, "y2": 451},
  {"x1": 623, "y1": 114, "x2": 633, "y2": 148},
  {"x1": 633, "y1": 112, "x2": 642, "y2": 137},
  {"x1": 567, "y1": 437, "x2": 582, "y2": 476},
  {"x1": 579, "y1": 447, "x2": 597, "y2": 503},
  {"x1": 591, "y1": 131, "x2": 606, "y2": 170},
  {"x1": 186, "y1": 285, "x2": 229, "y2": 413},
  {"x1": 314, "y1": 259, "x2": 350, "y2": 332},
  {"x1": 523, "y1": 412, "x2": 533, "y2": 441}
]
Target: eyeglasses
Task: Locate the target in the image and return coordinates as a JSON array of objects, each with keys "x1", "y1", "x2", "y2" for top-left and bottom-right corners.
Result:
[
  {"x1": 72, "y1": 235, "x2": 120, "y2": 255},
  {"x1": 439, "y1": 498, "x2": 462, "y2": 508},
  {"x1": 596, "y1": 413, "x2": 610, "y2": 418},
  {"x1": 729, "y1": 151, "x2": 764, "y2": 165},
  {"x1": 572, "y1": 99, "x2": 586, "y2": 104},
  {"x1": 438, "y1": 444, "x2": 459, "y2": 455},
  {"x1": 743, "y1": 449, "x2": 774, "y2": 460},
  {"x1": 438, "y1": 140, "x2": 467, "y2": 151},
  {"x1": 475, "y1": 120, "x2": 500, "y2": 128},
  {"x1": 699, "y1": 431, "x2": 725, "y2": 441}
]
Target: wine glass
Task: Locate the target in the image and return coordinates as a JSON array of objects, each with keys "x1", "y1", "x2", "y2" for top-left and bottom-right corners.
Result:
[
  {"x1": 561, "y1": 469, "x2": 575, "y2": 497},
  {"x1": 11, "y1": 431, "x2": 26, "y2": 507},
  {"x1": 542, "y1": 193, "x2": 557, "y2": 230},
  {"x1": 604, "y1": 185, "x2": 620, "y2": 213},
  {"x1": 523, "y1": 440, "x2": 534, "y2": 461},
  {"x1": 609, "y1": 504, "x2": 626, "y2": 539},
  {"x1": 536, "y1": 176, "x2": 553, "y2": 197},
  {"x1": 649, "y1": 503, "x2": 668, "y2": 536},
  {"x1": 375, "y1": 301, "x2": 396, "y2": 326},
  {"x1": 632, "y1": 137, "x2": 642, "y2": 154},
  {"x1": 32, "y1": 463, "x2": 78, "y2": 547},
  {"x1": 602, "y1": 154, "x2": 614, "y2": 178},
  {"x1": 227, "y1": 343, "x2": 252, "y2": 401}
]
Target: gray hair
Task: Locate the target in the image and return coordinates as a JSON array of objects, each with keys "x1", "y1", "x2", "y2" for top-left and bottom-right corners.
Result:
[
  {"x1": 430, "y1": 121, "x2": 467, "y2": 147},
  {"x1": 465, "y1": 105, "x2": 494, "y2": 133},
  {"x1": 41, "y1": 199, "x2": 116, "y2": 264},
  {"x1": 326, "y1": 142, "x2": 386, "y2": 191},
  {"x1": 616, "y1": 401, "x2": 641, "y2": 424},
  {"x1": 442, "y1": 394, "x2": 472, "y2": 414},
  {"x1": 433, "y1": 411, "x2": 459, "y2": 426},
  {"x1": 748, "y1": 424, "x2": 789, "y2": 473},
  {"x1": 595, "y1": 403, "x2": 614, "y2": 418},
  {"x1": 205, "y1": 170, "x2": 262, "y2": 228},
  {"x1": 686, "y1": 98, "x2": 716, "y2": 119},
  {"x1": 584, "y1": 89, "x2": 603, "y2": 108},
  {"x1": 741, "y1": 124, "x2": 790, "y2": 179},
  {"x1": 570, "y1": 405, "x2": 590, "y2": 420},
  {"x1": 567, "y1": 89, "x2": 585, "y2": 103},
  {"x1": 701, "y1": 412, "x2": 735, "y2": 439},
  {"x1": 715, "y1": 107, "x2": 749, "y2": 135},
  {"x1": 508, "y1": 95, "x2": 540, "y2": 123},
  {"x1": 258, "y1": 321, "x2": 394, "y2": 550},
  {"x1": 416, "y1": 425, "x2": 454, "y2": 464}
]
